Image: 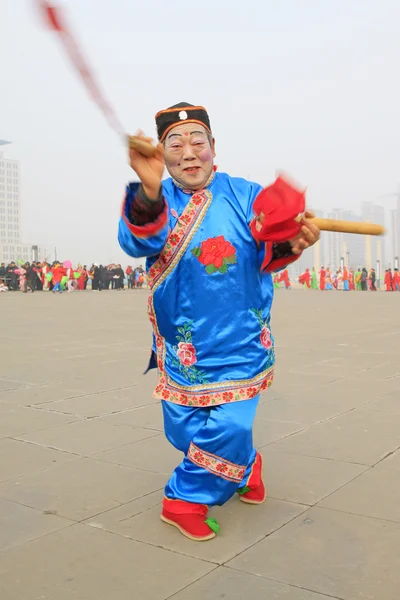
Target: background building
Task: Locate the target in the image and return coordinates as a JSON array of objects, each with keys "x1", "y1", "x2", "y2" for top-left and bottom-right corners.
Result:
[
  {"x1": 0, "y1": 144, "x2": 45, "y2": 264},
  {"x1": 0, "y1": 147, "x2": 20, "y2": 247},
  {"x1": 361, "y1": 201, "x2": 386, "y2": 270}
]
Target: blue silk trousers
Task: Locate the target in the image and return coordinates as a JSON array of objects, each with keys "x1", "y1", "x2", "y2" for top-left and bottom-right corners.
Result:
[{"x1": 162, "y1": 396, "x2": 259, "y2": 506}]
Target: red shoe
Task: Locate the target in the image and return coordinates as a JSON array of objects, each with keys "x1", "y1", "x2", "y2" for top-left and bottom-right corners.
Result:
[
  {"x1": 238, "y1": 452, "x2": 267, "y2": 505},
  {"x1": 161, "y1": 498, "x2": 219, "y2": 541}
]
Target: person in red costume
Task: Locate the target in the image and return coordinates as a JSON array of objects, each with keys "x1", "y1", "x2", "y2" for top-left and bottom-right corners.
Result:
[
  {"x1": 52, "y1": 263, "x2": 66, "y2": 294},
  {"x1": 76, "y1": 265, "x2": 86, "y2": 291},
  {"x1": 349, "y1": 269, "x2": 355, "y2": 291},
  {"x1": 279, "y1": 268, "x2": 291, "y2": 289},
  {"x1": 343, "y1": 266, "x2": 349, "y2": 291},
  {"x1": 384, "y1": 269, "x2": 393, "y2": 291},
  {"x1": 393, "y1": 268, "x2": 400, "y2": 291},
  {"x1": 319, "y1": 266, "x2": 326, "y2": 290},
  {"x1": 299, "y1": 268, "x2": 311, "y2": 289}
]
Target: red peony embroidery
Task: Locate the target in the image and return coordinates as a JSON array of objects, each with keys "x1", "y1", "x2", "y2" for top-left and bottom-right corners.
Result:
[
  {"x1": 177, "y1": 342, "x2": 197, "y2": 367},
  {"x1": 191, "y1": 235, "x2": 237, "y2": 274},
  {"x1": 260, "y1": 326, "x2": 272, "y2": 349},
  {"x1": 172, "y1": 322, "x2": 208, "y2": 384}
]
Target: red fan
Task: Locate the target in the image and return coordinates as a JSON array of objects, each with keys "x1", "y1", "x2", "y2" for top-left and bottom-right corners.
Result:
[{"x1": 250, "y1": 176, "x2": 385, "y2": 241}]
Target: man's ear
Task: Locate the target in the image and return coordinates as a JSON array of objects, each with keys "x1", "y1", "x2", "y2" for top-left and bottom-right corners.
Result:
[{"x1": 211, "y1": 137, "x2": 216, "y2": 159}]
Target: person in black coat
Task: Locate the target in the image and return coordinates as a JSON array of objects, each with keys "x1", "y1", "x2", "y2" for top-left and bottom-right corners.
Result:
[
  {"x1": 7, "y1": 262, "x2": 18, "y2": 291},
  {"x1": 92, "y1": 264, "x2": 101, "y2": 291}
]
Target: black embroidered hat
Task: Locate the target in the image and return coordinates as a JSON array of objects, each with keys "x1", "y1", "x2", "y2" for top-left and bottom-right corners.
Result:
[{"x1": 155, "y1": 102, "x2": 212, "y2": 142}]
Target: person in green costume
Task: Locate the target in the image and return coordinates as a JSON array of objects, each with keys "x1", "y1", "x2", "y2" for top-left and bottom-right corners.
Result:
[
  {"x1": 273, "y1": 273, "x2": 281, "y2": 289},
  {"x1": 311, "y1": 267, "x2": 318, "y2": 289},
  {"x1": 355, "y1": 268, "x2": 362, "y2": 291}
]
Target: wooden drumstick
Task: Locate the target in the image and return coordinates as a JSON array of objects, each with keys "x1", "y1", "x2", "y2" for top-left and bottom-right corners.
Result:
[
  {"x1": 309, "y1": 218, "x2": 385, "y2": 236},
  {"x1": 128, "y1": 136, "x2": 159, "y2": 157}
]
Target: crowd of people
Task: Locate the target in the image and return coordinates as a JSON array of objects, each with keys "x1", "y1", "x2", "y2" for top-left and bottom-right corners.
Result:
[
  {"x1": 0, "y1": 261, "x2": 147, "y2": 292},
  {"x1": 276, "y1": 266, "x2": 400, "y2": 291},
  {"x1": 1, "y1": 260, "x2": 399, "y2": 294}
]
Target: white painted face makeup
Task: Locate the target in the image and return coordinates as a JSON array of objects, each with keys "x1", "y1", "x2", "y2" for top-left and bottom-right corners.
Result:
[{"x1": 163, "y1": 122, "x2": 215, "y2": 191}]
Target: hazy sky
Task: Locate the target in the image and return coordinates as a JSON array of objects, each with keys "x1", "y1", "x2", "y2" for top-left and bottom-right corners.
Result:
[{"x1": 2, "y1": 0, "x2": 400, "y2": 264}]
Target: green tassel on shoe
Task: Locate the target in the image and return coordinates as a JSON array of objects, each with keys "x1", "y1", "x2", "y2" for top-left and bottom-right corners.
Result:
[
  {"x1": 205, "y1": 518, "x2": 220, "y2": 534},
  {"x1": 237, "y1": 486, "x2": 251, "y2": 496}
]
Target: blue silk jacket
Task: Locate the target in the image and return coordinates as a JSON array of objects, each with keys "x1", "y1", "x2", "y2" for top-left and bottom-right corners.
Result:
[{"x1": 119, "y1": 172, "x2": 294, "y2": 407}]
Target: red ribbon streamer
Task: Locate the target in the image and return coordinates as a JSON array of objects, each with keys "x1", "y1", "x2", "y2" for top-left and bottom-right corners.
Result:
[{"x1": 37, "y1": 1, "x2": 125, "y2": 135}]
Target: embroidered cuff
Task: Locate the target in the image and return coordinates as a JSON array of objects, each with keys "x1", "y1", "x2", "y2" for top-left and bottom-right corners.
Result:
[
  {"x1": 130, "y1": 185, "x2": 165, "y2": 226},
  {"x1": 272, "y1": 242, "x2": 294, "y2": 260},
  {"x1": 188, "y1": 442, "x2": 246, "y2": 483},
  {"x1": 121, "y1": 183, "x2": 168, "y2": 239},
  {"x1": 261, "y1": 241, "x2": 300, "y2": 272}
]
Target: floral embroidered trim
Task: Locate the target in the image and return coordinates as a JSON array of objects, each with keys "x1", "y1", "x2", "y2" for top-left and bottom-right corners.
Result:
[
  {"x1": 188, "y1": 442, "x2": 246, "y2": 483},
  {"x1": 154, "y1": 367, "x2": 274, "y2": 406},
  {"x1": 147, "y1": 295, "x2": 167, "y2": 382},
  {"x1": 191, "y1": 235, "x2": 237, "y2": 274},
  {"x1": 147, "y1": 190, "x2": 212, "y2": 290},
  {"x1": 251, "y1": 308, "x2": 274, "y2": 350},
  {"x1": 170, "y1": 321, "x2": 209, "y2": 384}
]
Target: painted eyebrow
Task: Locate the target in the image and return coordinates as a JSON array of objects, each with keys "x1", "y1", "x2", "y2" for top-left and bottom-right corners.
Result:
[{"x1": 167, "y1": 130, "x2": 206, "y2": 140}]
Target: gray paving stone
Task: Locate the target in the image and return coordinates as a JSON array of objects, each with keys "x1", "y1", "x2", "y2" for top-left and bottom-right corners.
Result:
[
  {"x1": 0, "y1": 457, "x2": 166, "y2": 520},
  {"x1": 171, "y1": 567, "x2": 339, "y2": 600},
  {"x1": 39, "y1": 388, "x2": 143, "y2": 418},
  {"x1": 320, "y1": 461, "x2": 400, "y2": 522},
  {"x1": 102, "y1": 401, "x2": 164, "y2": 430},
  {"x1": 15, "y1": 417, "x2": 160, "y2": 456},
  {"x1": 377, "y1": 448, "x2": 400, "y2": 472},
  {"x1": 0, "y1": 405, "x2": 79, "y2": 439},
  {"x1": 96, "y1": 434, "x2": 181, "y2": 475},
  {"x1": 0, "y1": 379, "x2": 35, "y2": 392},
  {"x1": 0, "y1": 383, "x2": 88, "y2": 406},
  {"x1": 366, "y1": 390, "x2": 400, "y2": 415},
  {"x1": 0, "y1": 523, "x2": 214, "y2": 600},
  {"x1": 0, "y1": 438, "x2": 77, "y2": 483},
  {"x1": 256, "y1": 385, "x2": 375, "y2": 426},
  {"x1": 271, "y1": 409, "x2": 400, "y2": 465},
  {"x1": 261, "y1": 448, "x2": 367, "y2": 505},
  {"x1": 0, "y1": 497, "x2": 71, "y2": 552},
  {"x1": 227, "y1": 506, "x2": 400, "y2": 600},
  {"x1": 84, "y1": 489, "x2": 164, "y2": 528},
  {"x1": 253, "y1": 416, "x2": 305, "y2": 447}
]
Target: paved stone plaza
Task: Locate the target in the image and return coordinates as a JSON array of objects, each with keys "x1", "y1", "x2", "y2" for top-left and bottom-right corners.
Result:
[{"x1": 0, "y1": 289, "x2": 399, "y2": 599}]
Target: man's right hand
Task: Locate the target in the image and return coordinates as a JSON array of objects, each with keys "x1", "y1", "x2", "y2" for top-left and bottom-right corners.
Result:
[{"x1": 128, "y1": 131, "x2": 165, "y2": 200}]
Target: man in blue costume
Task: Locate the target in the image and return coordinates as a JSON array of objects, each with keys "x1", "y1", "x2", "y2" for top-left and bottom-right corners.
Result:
[{"x1": 119, "y1": 103, "x2": 319, "y2": 541}]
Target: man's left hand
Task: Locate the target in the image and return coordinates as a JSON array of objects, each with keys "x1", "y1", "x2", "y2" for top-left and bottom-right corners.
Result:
[{"x1": 289, "y1": 211, "x2": 320, "y2": 255}]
